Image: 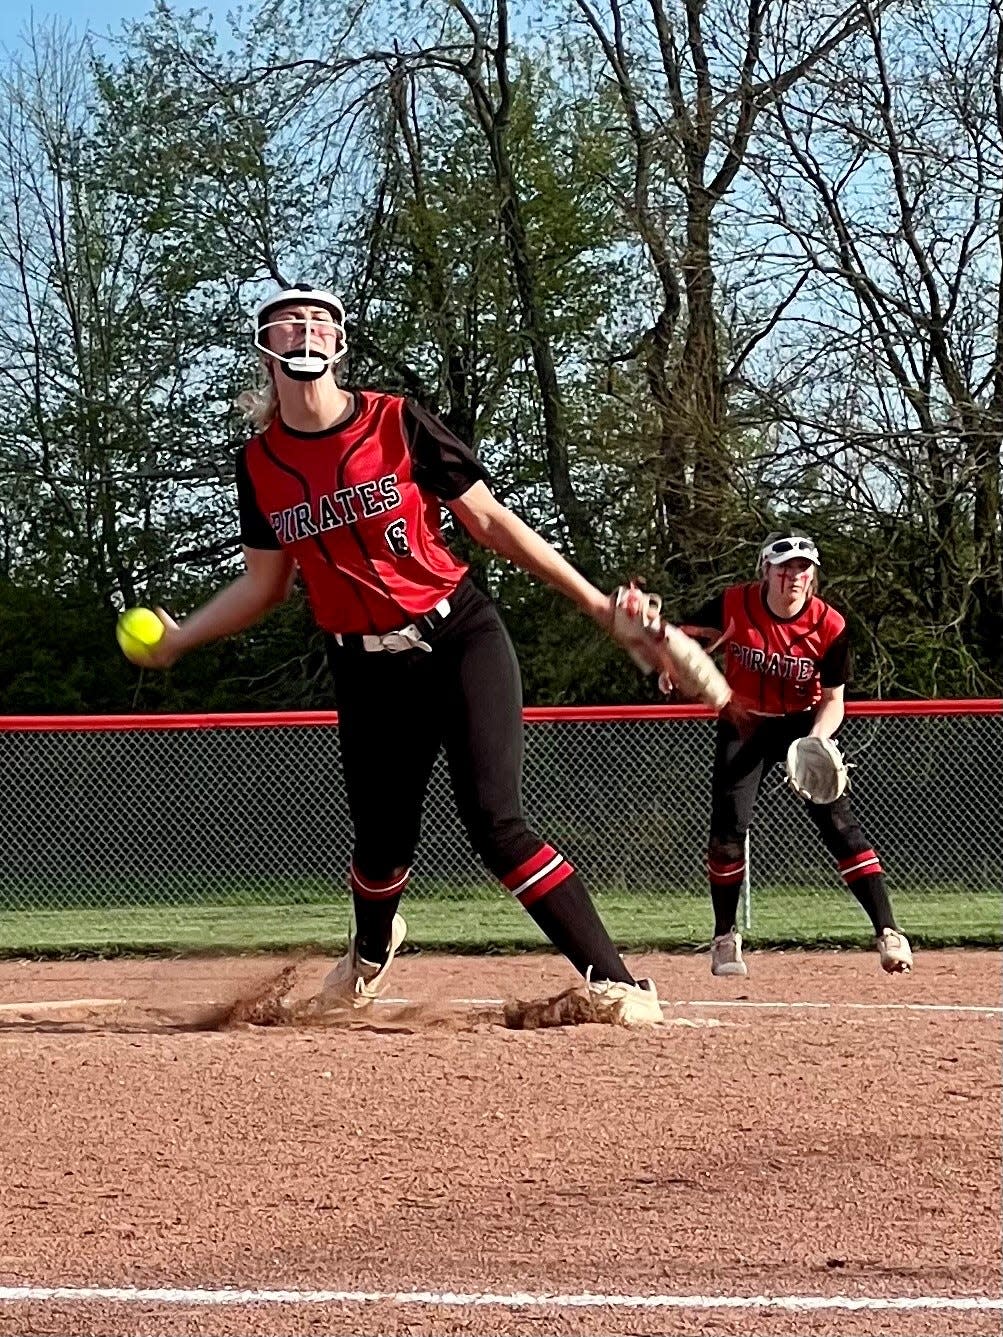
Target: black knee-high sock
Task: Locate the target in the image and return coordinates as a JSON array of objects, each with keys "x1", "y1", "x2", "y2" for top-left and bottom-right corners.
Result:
[
  {"x1": 707, "y1": 848, "x2": 746, "y2": 938},
  {"x1": 844, "y1": 874, "x2": 897, "y2": 935},
  {"x1": 524, "y1": 874, "x2": 635, "y2": 984},
  {"x1": 353, "y1": 890, "x2": 403, "y2": 965},
  {"x1": 349, "y1": 862, "x2": 409, "y2": 965},
  {"x1": 711, "y1": 885, "x2": 742, "y2": 939}
]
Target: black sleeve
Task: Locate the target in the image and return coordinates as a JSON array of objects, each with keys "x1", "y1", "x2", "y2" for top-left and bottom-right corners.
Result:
[
  {"x1": 819, "y1": 628, "x2": 852, "y2": 688},
  {"x1": 681, "y1": 592, "x2": 725, "y2": 632},
  {"x1": 403, "y1": 399, "x2": 491, "y2": 501},
  {"x1": 236, "y1": 446, "x2": 280, "y2": 550}
]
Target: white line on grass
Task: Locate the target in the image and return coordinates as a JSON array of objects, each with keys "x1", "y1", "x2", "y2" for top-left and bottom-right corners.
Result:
[{"x1": 0, "y1": 1285, "x2": 1000, "y2": 1312}]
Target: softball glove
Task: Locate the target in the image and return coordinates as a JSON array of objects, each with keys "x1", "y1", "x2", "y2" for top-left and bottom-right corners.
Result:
[{"x1": 785, "y1": 736, "x2": 849, "y2": 805}]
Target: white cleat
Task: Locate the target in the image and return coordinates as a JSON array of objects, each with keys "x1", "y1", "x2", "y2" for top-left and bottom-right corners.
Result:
[
  {"x1": 876, "y1": 928, "x2": 913, "y2": 974},
  {"x1": 313, "y1": 913, "x2": 408, "y2": 1011},
  {"x1": 711, "y1": 930, "x2": 749, "y2": 978},
  {"x1": 587, "y1": 976, "x2": 663, "y2": 1025}
]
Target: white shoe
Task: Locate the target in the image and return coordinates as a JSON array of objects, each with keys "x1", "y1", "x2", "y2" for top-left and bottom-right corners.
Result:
[
  {"x1": 876, "y1": 928, "x2": 912, "y2": 974},
  {"x1": 314, "y1": 913, "x2": 407, "y2": 1011},
  {"x1": 587, "y1": 976, "x2": 663, "y2": 1025},
  {"x1": 711, "y1": 930, "x2": 748, "y2": 978}
]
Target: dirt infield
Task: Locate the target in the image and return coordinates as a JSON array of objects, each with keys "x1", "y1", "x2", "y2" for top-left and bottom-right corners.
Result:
[{"x1": 0, "y1": 948, "x2": 999, "y2": 1337}]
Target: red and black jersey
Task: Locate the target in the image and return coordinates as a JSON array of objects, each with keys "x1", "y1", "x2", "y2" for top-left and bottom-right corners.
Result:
[
  {"x1": 236, "y1": 391, "x2": 489, "y2": 635},
  {"x1": 685, "y1": 582, "x2": 851, "y2": 715}
]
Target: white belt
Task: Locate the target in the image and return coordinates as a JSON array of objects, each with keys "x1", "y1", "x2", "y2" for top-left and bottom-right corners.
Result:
[{"x1": 335, "y1": 597, "x2": 451, "y2": 653}]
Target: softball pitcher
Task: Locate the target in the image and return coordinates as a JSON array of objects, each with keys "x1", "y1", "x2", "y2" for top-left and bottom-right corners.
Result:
[
  {"x1": 679, "y1": 532, "x2": 913, "y2": 979},
  {"x1": 137, "y1": 284, "x2": 663, "y2": 1023}
]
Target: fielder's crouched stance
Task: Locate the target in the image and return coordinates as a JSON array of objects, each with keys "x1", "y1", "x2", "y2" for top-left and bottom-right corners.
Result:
[
  {"x1": 678, "y1": 532, "x2": 913, "y2": 980},
  {"x1": 136, "y1": 283, "x2": 678, "y2": 1025}
]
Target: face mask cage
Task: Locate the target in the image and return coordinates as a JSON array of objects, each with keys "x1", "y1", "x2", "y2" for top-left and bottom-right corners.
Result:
[{"x1": 253, "y1": 290, "x2": 348, "y2": 374}]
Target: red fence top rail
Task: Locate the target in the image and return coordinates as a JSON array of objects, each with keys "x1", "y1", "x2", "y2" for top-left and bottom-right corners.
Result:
[{"x1": 0, "y1": 700, "x2": 998, "y2": 731}]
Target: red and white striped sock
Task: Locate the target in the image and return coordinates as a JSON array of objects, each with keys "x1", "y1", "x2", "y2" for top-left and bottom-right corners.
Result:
[
  {"x1": 836, "y1": 851, "x2": 896, "y2": 933},
  {"x1": 501, "y1": 850, "x2": 633, "y2": 985},
  {"x1": 349, "y1": 861, "x2": 410, "y2": 965}
]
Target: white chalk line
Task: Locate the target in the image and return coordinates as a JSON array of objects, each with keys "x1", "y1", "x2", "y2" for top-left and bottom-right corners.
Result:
[
  {"x1": 379, "y1": 996, "x2": 1003, "y2": 1016},
  {"x1": 0, "y1": 997, "x2": 125, "y2": 1016},
  {"x1": 1, "y1": 996, "x2": 998, "y2": 1020},
  {"x1": 0, "y1": 1284, "x2": 1000, "y2": 1312},
  {"x1": 679, "y1": 998, "x2": 1002, "y2": 1016}
]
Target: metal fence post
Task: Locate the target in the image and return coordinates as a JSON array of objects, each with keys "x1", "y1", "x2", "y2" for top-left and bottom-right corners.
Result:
[{"x1": 739, "y1": 829, "x2": 752, "y2": 932}]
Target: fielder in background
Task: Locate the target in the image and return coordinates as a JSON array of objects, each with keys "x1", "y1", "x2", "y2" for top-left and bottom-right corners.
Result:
[
  {"x1": 130, "y1": 283, "x2": 666, "y2": 1023},
  {"x1": 675, "y1": 532, "x2": 913, "y2": 979}
]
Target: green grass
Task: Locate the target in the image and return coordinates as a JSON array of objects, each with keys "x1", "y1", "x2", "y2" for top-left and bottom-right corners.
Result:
[{"x1": 0, "y1": 884, "x2": 998, "y2": 958}]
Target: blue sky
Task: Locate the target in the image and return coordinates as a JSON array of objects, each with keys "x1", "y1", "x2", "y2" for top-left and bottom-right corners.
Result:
[{"x1": 1, "y1": 0, "x2": 231, "y2": 51}]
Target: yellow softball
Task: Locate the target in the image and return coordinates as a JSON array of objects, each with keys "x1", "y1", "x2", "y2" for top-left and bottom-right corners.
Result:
[{"x1": 116, "y1": 607, "x2": 165, "y2": 666}]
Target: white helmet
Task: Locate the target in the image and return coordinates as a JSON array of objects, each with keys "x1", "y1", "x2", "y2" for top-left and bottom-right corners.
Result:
[{"x1": 253, "y1": 284, "x2": 348, "y2": 381}]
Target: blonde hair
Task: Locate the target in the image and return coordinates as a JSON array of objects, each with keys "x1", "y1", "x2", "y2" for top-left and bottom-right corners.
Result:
[
  {"x1": 234, "y1": 371, "x2": 279, "y2": 433},
  {"x1": 233, "y1": 355, "x2": 342, "y2": 434}
]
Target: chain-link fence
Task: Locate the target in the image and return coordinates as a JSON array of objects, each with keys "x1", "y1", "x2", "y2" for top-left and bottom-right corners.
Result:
[{"x1": 0, "y1": 703, "x2": 999, "y2": 954}]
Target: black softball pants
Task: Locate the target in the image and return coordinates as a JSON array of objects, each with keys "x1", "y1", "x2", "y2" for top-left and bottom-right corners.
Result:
[
  {"x1": 707, "y1": 712, "x2": 895, "y2": 936},
  {"x1": 328, "y1": 578, "x2": 542, "y2": 881},
  {"x1": 325, "y1": 578, "x2": 635, "y2": 983}
]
